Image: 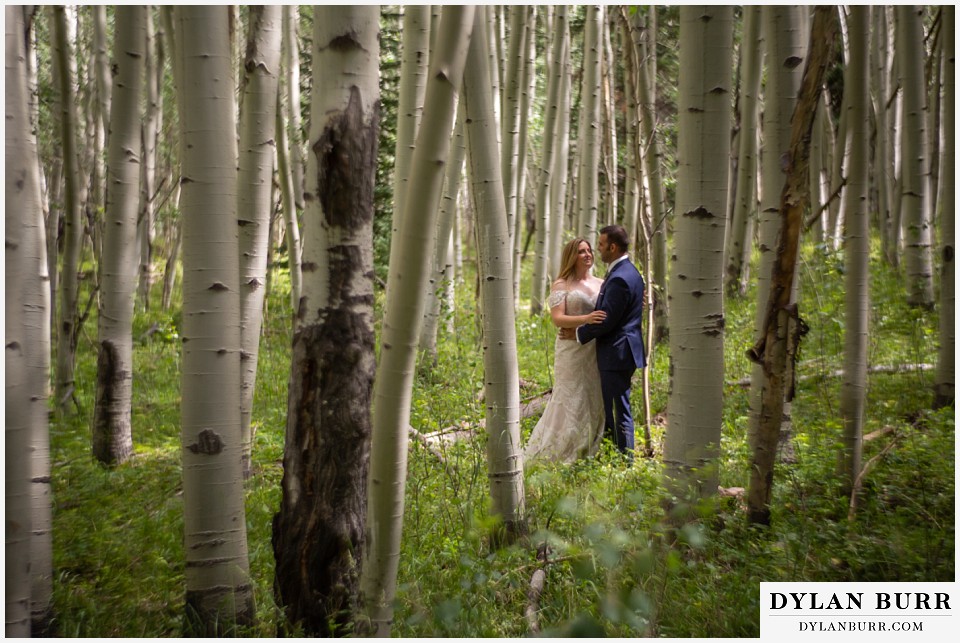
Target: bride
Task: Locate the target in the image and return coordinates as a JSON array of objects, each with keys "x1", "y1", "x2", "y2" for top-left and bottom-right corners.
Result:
[{"x1": 525, "y1": 238, "x2": 606, "y2": 463}]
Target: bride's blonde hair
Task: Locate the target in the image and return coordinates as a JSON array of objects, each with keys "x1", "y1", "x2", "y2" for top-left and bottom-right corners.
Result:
[{"x1": 556, "y1": 238, "x2": 592, "y2": 282}]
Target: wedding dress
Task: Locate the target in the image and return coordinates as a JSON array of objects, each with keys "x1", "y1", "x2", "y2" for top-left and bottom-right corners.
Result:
[{"x1": 524, "y1": 288, "x2": 605, "y2": 463}]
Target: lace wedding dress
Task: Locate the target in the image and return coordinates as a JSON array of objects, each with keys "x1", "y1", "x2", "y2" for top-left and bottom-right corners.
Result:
[{"x1": 524, "y1": 289, "x2": 605, "y2": 463}]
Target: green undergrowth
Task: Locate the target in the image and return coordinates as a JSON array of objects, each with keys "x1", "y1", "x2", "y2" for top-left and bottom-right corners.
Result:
[{"x1": 48, "y1": 240, "x2": 953, "y2": 637}]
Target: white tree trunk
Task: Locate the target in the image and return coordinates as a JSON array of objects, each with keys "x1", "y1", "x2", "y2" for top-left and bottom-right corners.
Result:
[
  {"x1": 138, "y1": 10, "x2": 161, "y2": 311},
  {"x1": 6, "y1": 7, "x2": 41, "y2": 633},
  {"x1": 273, "y1": 7, "x2": 378, "y2": 634},
  {"x1": 578, "y1": 5, "x2": 602, "y2": 238},
  {"x1": 275, "y1": 92, "x2": 302, "y2": 316},
  {"x1": 897, "y1": 5, "x2": 935, "y2": 307},
  {"x1": 748, "y1": 6, "x2": 806, "y2": 451},
  {"x1": 360, "y1": 7, "x2": 475, "y2": 636},
  {"x1": 663, "y1": 5, "x2": 733, "y2": 498},
  {"x1": 512, "y1": 5, "x2": 536, "y2": 303},
  {"x1": 500, "y1": 5, "x2": 527, "y2": 280},
  {"x1": 838, "y1": 6, "x2": 871, "y2": 491},
  {"x1": 93, "y1": 6, "x2": 145, "y2": 466},
  {"x1": 421, "y1": 110, "x2": 466, "y2": 361},
  {"x1": 935, "y1": 5, "x2": 954, "y2": 408},
  {"x1": 50, "y1": 5, "x2": 84, "y2": 413},
  {"x1": 530, "y1": 6, "x2": 568, "y2": 315},
  {"x1": 392, "y1": 5, "x2": 430, "y2": 233},
  {"x1": 175, "y1": 6, "x2": 253, "y2": 633},
  {"x1": 549, "y1": 30, "x2": 572, "y2": 278},
  {"x1": 462, "y1": 4, "x2": 526, "y2": 544},
  {"x1": 725, "y1": 6, "x2": 762, "y2": 297},
  {"x1": 237, "y1": 5, "x2": 282, "y2": 479},
  {"x1": 282, "y1": 5, "x2": 305, "y2": 208}
]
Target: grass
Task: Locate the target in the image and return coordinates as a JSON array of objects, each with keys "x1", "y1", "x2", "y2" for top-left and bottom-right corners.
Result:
[{"x1": 46, "y1": 239, "x2": 953, "y2": 637}]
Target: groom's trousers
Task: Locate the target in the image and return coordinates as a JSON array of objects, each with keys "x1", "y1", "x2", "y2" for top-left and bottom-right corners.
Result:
[{"x1": 600, "y1": 368, "x2": 635, "y2": 458}]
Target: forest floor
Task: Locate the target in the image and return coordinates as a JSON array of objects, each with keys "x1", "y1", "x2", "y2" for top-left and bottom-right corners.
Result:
[{"x1": 49, "y1": 239, "x2": 953, "y2": 637}]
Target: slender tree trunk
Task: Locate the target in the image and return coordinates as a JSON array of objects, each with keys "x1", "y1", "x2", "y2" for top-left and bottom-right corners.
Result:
[
  {"x1": 663, "y1": 5, "x2": 733, "y2": 499},
  {"x1": 463, "y1": 5, "x2": 526, "y2": 545},
  {"x1": 7, "y1": 7, "x2": 48, "y2": 633},
  {"x1": 391, "y1": 5, "x2": 430, "y2": 232},
  {"x1": 161, "y1": 206, "x2": 181, "y2": 311},
  {"x1": 726, "y1": 6, "x2": 762, "y2": 297},
  {"x1": 275, "y1": 91, "x2": 301, "y2": 315},
  {"x1": 50, "y1": 5, "x2": 84, "y2": 413},
  {"x1": 897, "y1": 5, "x2": 935, "y2": 307},
  {"x1": 421, "y1": 111, "x2": 466, "y2": 361},
  {"x1": 138, "y1": 9, "x2": 161, "y2": 311},
  {"x1": 619, "y1": 11, "x2": 640, "y2": 250},
  {"x1": 237, "y1": 6, "x2": 282, "y2": 480},
  {"x1": 747, "y1": 6, "x2": 806, "y2": 452},
  {"x1": 628, "y1": 8, "x2": 669, "y2": 343},
  {"x1": 93, "y1": 6, "x2": 145, "y2": 467},
  {"x1": 273, "y1": 7, "x2": 378, "y2": 635},
  {"x1": 359, "y1": 7, "x2": 474, "y2": 636},
  {"x1": 934, "y1": 5, "x2": 954, "y2": 408},
  {"x1": 513, "y1": 6, "x2": 535, "y2": 303},
  {"x1": 500, "y1": 5, "x2": 526, "y2": 280},
  {"x1": 282, "y1": 6, "x2": 304, "y2": 208},
  {"x1": 531, "y1": 7, "x2": 568, "y2": 315},
  {"x1": 600, "y1": 7, "x2": 617, "y2": 227},
  {"x1": 838, "y1": 6, "x2": 871, "y2": 492},
  {"x1": 578, "y1": 6, "x2": 602, "y2": 239},
  {"x1": 549, "y1": 33, "x2": 572, "y2": 278},
  {"x1": 747, "y1": 8, "x2": 837, "y2": 525},
  {"x1": 175, "y1": 6, "x2": 254, "y2": 633}
]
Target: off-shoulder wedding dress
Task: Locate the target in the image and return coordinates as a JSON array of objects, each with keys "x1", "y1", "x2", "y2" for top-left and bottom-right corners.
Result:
[{"x1": 524, "y1": 288, "x2": 605, "y2": 463}]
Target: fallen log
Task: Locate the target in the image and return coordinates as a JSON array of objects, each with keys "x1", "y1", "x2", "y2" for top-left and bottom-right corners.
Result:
[
  {"x1": 728, "y1": 363, "x2": 934, "y2": 388},
  {"x1": 525, "y1": 542, "x2": 550, "y2": 635}
]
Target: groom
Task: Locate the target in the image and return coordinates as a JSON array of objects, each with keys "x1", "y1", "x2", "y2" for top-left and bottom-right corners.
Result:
[{"x1": 573, "y1": 225, "x2": 646, "y2": 459}]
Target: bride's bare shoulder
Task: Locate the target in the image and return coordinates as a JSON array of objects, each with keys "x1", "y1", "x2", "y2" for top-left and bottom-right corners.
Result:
[{"x1": 551, "y1": 278, "x2": 568, "y2": 291}]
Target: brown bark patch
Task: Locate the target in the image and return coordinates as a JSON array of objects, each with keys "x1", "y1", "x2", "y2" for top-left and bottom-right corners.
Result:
[
  {"x1": 313, "y1": 87, "x2": 380, "y2": 229},
  {"x1": 187, "y1": 429, "x2": 224, "y2": 455}
]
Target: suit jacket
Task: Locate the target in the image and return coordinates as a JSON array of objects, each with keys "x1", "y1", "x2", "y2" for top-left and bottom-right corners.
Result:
[{"x1": 576, "y1": 257, "x2": 646, "y2": 371}]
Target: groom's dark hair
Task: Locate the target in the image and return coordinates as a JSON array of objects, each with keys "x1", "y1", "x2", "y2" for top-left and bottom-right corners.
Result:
[{"x1": 600, "y1": 224, "x2": 630, "y2": 253}]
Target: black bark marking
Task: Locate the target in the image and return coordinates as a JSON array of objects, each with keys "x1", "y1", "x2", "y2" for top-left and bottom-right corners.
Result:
[
  {"x1": 944, "y1": 245, "x2": 954, "y2": 263},
  {"x1": 208, "y1": 282, "x2": 229, "y2": 291},
  {"x1": 313, "y1": 86, "x2": 380, "y2": 229},
  {"x1": 187, "y1": 429, "x2": 224, "y2": 455},
  {"x1": 301, "y1": 261, "x2": 317, "y2": 272},
  {"x1": 683, "y1": 206, "x2": 714, "y2": 219},
  {"x1": 784, "y1": 55, "x2": 803, "y2": 70},
  {"x1": 327, "y1": 32, "x2": 364, "y2": 52}
]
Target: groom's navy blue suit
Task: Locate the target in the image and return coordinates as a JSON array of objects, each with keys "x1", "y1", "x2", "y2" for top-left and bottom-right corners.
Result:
[{"x1": 576, "y1": 257, "x2": 646, "y2": 456}]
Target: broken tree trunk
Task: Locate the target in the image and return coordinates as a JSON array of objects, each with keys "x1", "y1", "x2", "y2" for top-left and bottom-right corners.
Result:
[{"x1": 746, "y1": 7, "x2": 838, "y2": 526}]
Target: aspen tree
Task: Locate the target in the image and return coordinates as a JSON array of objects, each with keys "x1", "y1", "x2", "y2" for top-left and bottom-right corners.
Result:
[
  {"x1": 93, "y1": 6, "x2": 146, "y2": 466},
  {"x1": 513, "y1": 5, "x2": 536, "y2": 302},
  {"x1": 578, "y1": 5, "x2": 602, "y2": 238},
  {"x1": 531, "y1": 6, "x2": 568, "y2": 315},
  {"x1": 7, "y1": 7, "x2": 42, "y2": 633},
  {"x1": 237, "y1": 6, "x2": 282, "y2": 479},
  {"x1": 282, "y1": 6, "x2": 304, "y2": 208},
  {"x1": 663, "y1": 5, "x2": 733, "y2": 499},
  {"x1": 138, "y1": 10, "x2": 162, "y2": 310},
  {"x1": 934, "y1": 5, "x2": 954, "y2": 408},
  {"x1": 422, "y1": 111, "x2": 466, "y2": 361},
  {"x1": 897, "y1": 5, "x2": 935, "y2": 307},
  {"x1": 462, "y1": 4, "x2": 526, "y2": 544},
  {"x1": 273, "y1": 6, "x2": 378, "y2": 634},
  {"x1": 549, "y1": 28, "x2": 572, "y2": 278},
  {"x1": 838, "y1": 6, "x2": 871, "y2": 491},
  {"x1": 360, "y1": 7, "x2": 474, "y2": 636},
  {"x1": 50, "y1": 6, "x2": 84, "y2": 413},
  {"x1": 747, "y1": 8, "x2": 837, "y2": 525},
  {"x1": 392, "y1": 5, "x2": 430, "y2": 234},
  {"x1": 175, "y1": 6, "x2": 254, "y2": 632},
  {"x1": 725, "y1": 6, "x2": 762, "y2": 297},
  {"x1": 747, "y1": 6, "x2": 806, "y2": 451},
  {"x1": 501, "y1": 5, "x2": 527, "y2": 275}
]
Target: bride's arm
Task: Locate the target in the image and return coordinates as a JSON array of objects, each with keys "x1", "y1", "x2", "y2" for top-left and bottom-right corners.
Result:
[{"x1": 548, "y1": 281, "x2": 606, "y2": 328}]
